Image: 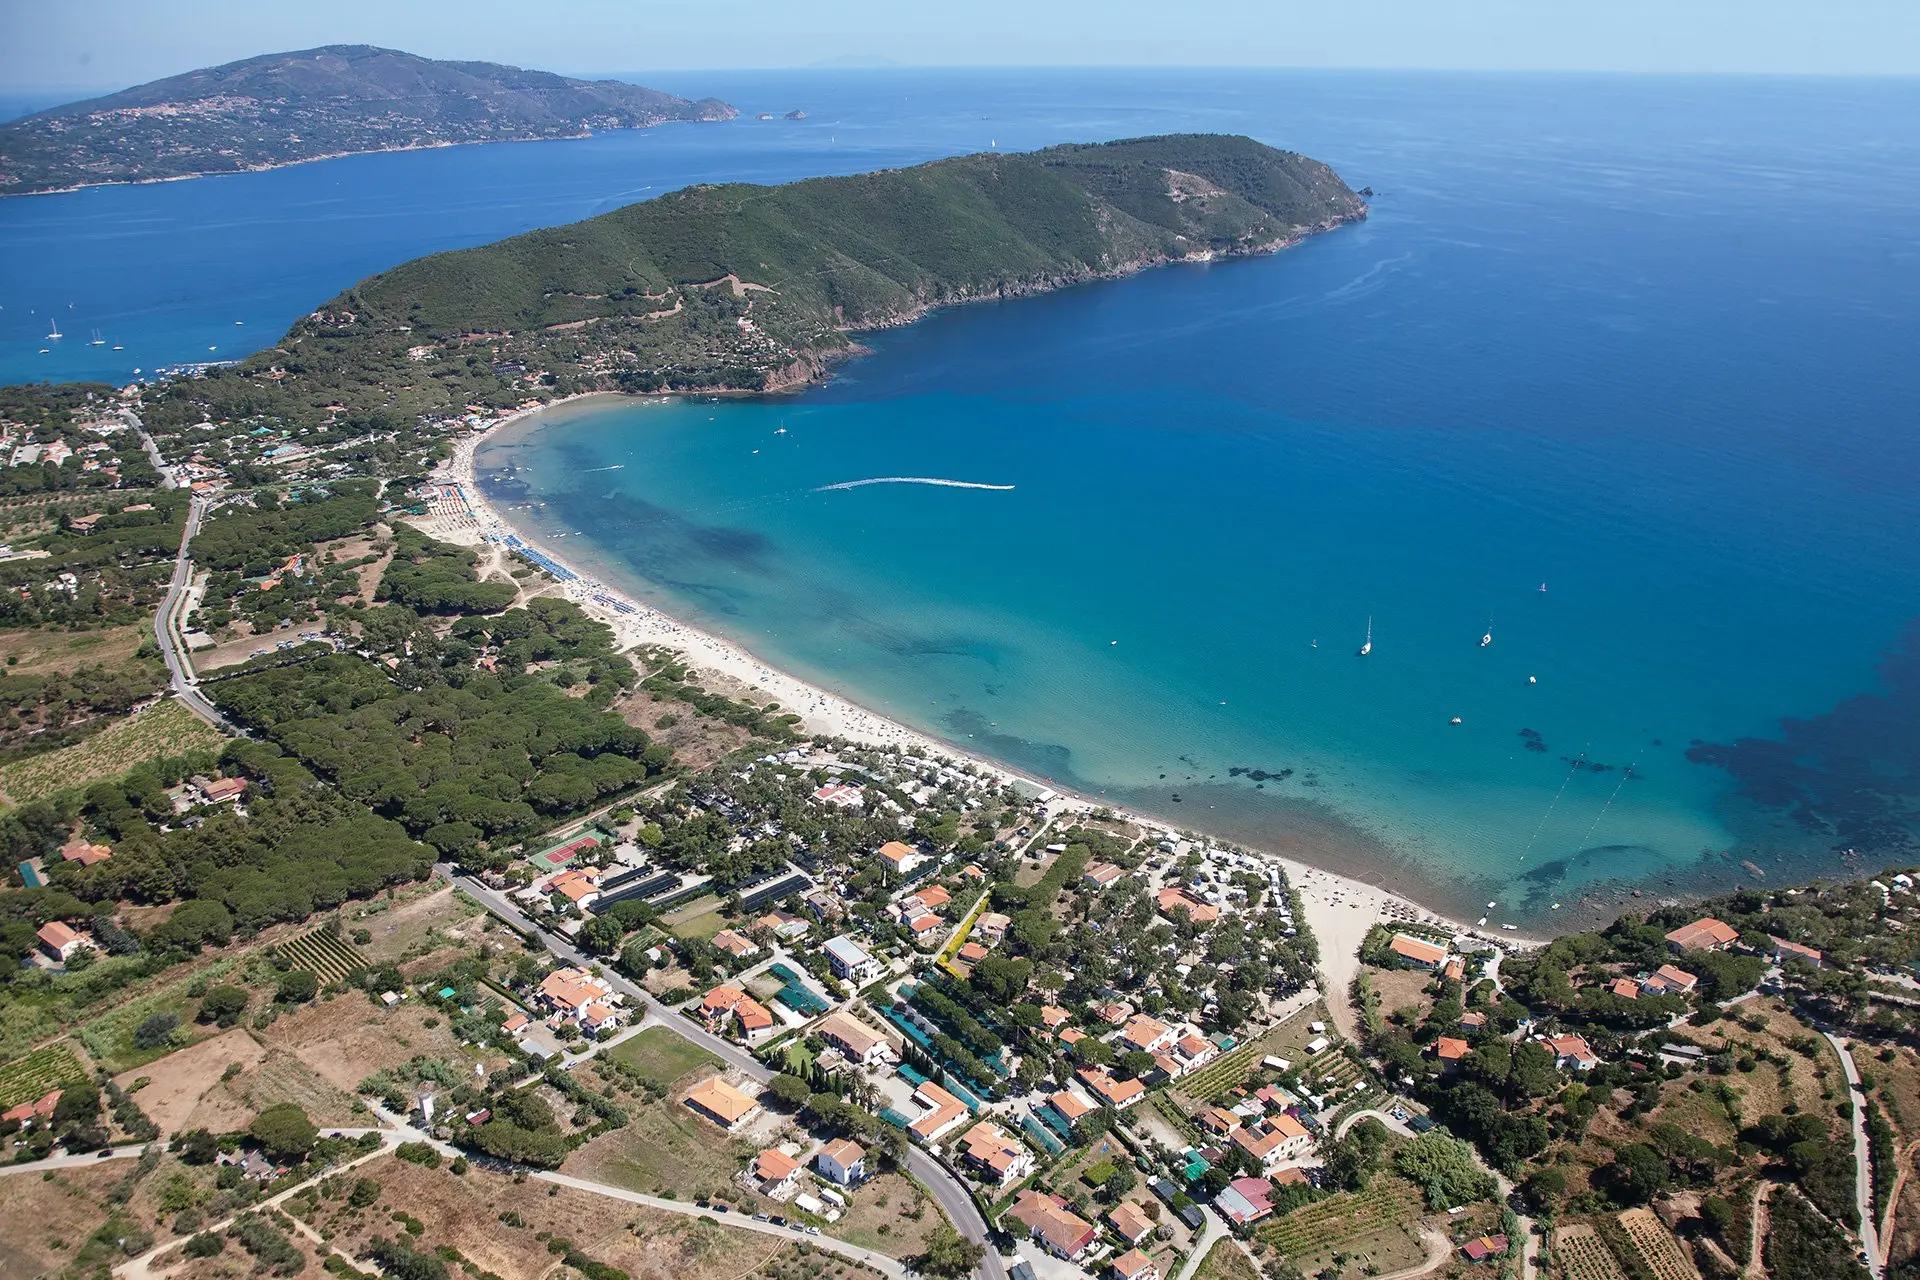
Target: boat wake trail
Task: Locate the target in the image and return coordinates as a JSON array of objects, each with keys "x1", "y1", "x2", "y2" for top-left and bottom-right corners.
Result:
[{"x1": 816, "y1": 476, "x2": 1015, "y2": 492}]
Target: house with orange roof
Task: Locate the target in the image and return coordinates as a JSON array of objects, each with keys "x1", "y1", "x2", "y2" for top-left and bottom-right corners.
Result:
[
  {"x1": 712, "y1": 929, "x2": 761, "y2": 961},
  {"x1": 59, "y1": 838, "x2": 114, "y2": 866},
  {"x1": 1077, "y1": 1068, "x2": 1146, "y2": 1110},
  {"x1": 1095, "y1": 1001, "x2": 1135, "y2": 1025},
  {"x1": 1040, "y1": 1005, "x2": 1071, "y2": 1032},
  {"x1": 875, "y1": 840, "x2": 925, "y2": 875},
  {"x1": 1082, "y1": 862, "x2": 1125, "y2": 891},
  {"x1": 1111, "y1": 1249, "x2": 1158, "y2": 1280},
  {"x1": 1, "y1": 1089, "x2": 62, "y2": 1128},
  {"x1": 1007, "y1": 1191, "x2": 1098, "y2": 1261},
  {"x1": 955, "y1": 941, "x2": 990, "y2": 967},
  {"x1": 1641, "y1": 964, "x2": 1698, "y2": 997},
  {"x1": 1233, "y1": 1113, "x2": 1312, "y2": 1168},
  {"x1": 546, "y1": 867, "x2": 602, "y2": 908},
  {"x1": 753, "y1": 1148, "x2": 803, "y2": 1196},
  {"x1": 1434, "y1": 1036, "x2": 1471, "y2": 1070},
  {"x1": 36, "y1": 920, "x2": 89, "y2": 963},
  {"x1": 972, "y1": 912, "x2": 1013, "y2": 943},
  {"x1": 1609, "y1": 977, "x2": 1641, "y2": 999},
  {"x1": 501, "y1": 1011, "x2": 530, "y2": 1036},
  {"x1": 815, "y1": 1138, "x2": 866, "y2": 1185},
  {"x1": 908, "y1": 913, "x2": 945, "y2": 945},
  {"x1": 1199, "y1": 1106, "x2": 1242, "y2": 1136},
  {"x1": 685, "y1": 1077, "x2": 761, "y2": 1130},
  {"x1": 1546, "y1": 1033, "x2": 1600, "y2": 1071},
  {"x1": 915, "y1": 884, "x2": 952, "y2": 910},
  {"x1": 958, "y1": 1121, "x2": 1034, "y2": 1186},
  {"x1": 580, "y1": 1001, "x2": 625, "y2": 1034},
  {"x1": 198, "y1": 777, "x2": 249, "y2": 805},
  {"x1": 907, "y1": 1080, "x2": 969, "y2": 1142},
  {"x1": 1047, "y1": 1088, "x2": 1097, "y2": 1128},
  {"x1": 1120, "y1": 1014, "x2": 1176, "y2": 1054},
  {"x1": 1060, "y1": 1027, "x2": 1088, "y2": 1046},
  {"x1": 1107, "y1": 1201, "x2": 1155, "y2": 1247},
  {"x1": 1443, "y1": 956, "x2": 1466, "y2": 983},
  {"x1": 816, "y1": 1010, "x2": 890, "y2": 1065},
  {"x1": 1155, "y1": 886, "x2": 1220, "y2": 925},
  {"x1": 1770, "y1": 936, "x2": 1824, "y2": 967},
  {"x1": 1665, "y1": 916, "x2": 1739, "y2": 953},
  {"x1": 1388, "y1": 934, "x2": 1449, "y2": 969},
  {"x1": 1172, "y1": 1032, "x2": 1218, "y2": 1072},
  {"x1": 757, "y1": 910, "x2": 811, "y2": 940},
  {"x1": 539, "y1": 967, "x2": 616, "y2": 1023},
  {"x1": 699, "y1": 984, "x2": 775, "y2": 1041}
]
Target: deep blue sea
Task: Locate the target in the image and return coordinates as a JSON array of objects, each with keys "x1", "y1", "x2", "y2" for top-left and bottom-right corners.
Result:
[{"x1": 8, "y1": 71, "x2": 1919, "y2": 922}]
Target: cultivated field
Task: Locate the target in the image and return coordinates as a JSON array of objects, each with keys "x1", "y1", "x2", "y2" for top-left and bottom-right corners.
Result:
[
  {"x1": 1615, "y1": 1208, "x2": 1701, "y2": 1280},
  {"x1": 1552, "y1": 1223, "x2": 1628, "y2": 1280},
  {"x1": 0, "y1": 1041, "x2": 88, "y2": 1108},
  {"x1": 273, "y1": 927, "x2": 367, "y2": 985},
  {"x1": 1255, "y1": 1178, "x2": 1427, "y2": 1277},
  {"x1": 0, "y1": 698, "x2": 223, "y2": 805}
]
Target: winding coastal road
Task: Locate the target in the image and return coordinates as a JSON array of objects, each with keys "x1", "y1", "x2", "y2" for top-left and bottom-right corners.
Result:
[{"x1": 439, "y1": 866, "x2": 1004, "y2": 1280}]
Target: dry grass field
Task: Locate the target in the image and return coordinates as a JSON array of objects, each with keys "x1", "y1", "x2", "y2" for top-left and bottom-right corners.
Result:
[{"x1": 0, "y1": 698, "x2": 223, "y2": 804}]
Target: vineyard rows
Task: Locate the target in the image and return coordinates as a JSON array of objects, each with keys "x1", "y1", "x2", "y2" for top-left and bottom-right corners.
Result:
[
  {"x1": 1179, "y1": 1040, "x2": 1267, "y2": 1101},
  {"x1": 1551, "y1": 1225, "x2": 1627, "y2": 1280},
  {"x1": 1256, "y1": 1180, "x2": 1421, "y2": 1256},
  {"x1": 275, "y1": 928, "x2": 367, "y2": 985},
  {"x1": 0, "y1": 1043, "x2": 88, "y2": 1109},
  {"x1": 1615, "y1": 1209, "x2": 1698, "y2": 1280}
]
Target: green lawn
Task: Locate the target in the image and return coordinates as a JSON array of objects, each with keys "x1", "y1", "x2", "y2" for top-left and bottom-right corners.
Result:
[{"x1": 606, "y1": 1026, "x2": 719, "y2": 1089}]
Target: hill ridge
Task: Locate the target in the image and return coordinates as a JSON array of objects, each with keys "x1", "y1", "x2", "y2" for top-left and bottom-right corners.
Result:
[{"x1": 0, "y1": 44, "x2": 735, "y2": 196}]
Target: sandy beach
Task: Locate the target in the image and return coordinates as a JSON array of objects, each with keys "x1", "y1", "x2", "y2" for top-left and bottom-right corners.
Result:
[{"x1": 415, "y1": 396, "x2": 1523, "y2": 1035}]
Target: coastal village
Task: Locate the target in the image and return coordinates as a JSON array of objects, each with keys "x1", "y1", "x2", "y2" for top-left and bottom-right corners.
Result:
[
  {"x1": 0, "y1": 114, "x2": 1900, "y2": 1280},
  {"x1": 0, "y1": 365, "x2": 1911, "y2": 1280}
]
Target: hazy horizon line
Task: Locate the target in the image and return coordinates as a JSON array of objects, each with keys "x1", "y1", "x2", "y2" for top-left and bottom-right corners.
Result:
[{"x1": 4, "y1": 60, "x2": 1918, "y2": 103}]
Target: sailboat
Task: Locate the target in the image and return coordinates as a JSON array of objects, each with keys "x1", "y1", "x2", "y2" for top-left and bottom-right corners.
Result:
[
  {"x1": 88, "y1": 329, "x2": 105, "y2": 346},
  {"x1": 1480, "y1": 619, "x2": 1493, "y2": 648},
  {"x1": 46, "y1": 319, "x2": 62, "y2": 340},
  {"x1": 1358, "y1": 616, "x2": 1372, "y2": 657}
]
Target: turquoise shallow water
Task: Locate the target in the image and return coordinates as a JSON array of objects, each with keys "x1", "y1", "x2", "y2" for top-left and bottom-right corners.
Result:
[
  {"x1": 476, "y1": 74, "x2": 1920, "y2": 924},
  {"x1": 7, "y1": 68, "x2": 1914, "y2": 924}
]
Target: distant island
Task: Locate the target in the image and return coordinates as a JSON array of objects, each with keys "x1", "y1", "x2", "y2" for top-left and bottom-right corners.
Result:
[
  {"x1": 0, "y1": 44, "x2": 736, "y2": 196},
  {"x1": 155, "y1": 133, "x2": 1364, "y2": 433}
]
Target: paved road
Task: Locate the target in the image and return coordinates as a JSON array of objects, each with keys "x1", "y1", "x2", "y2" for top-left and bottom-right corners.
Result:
[
  {"x1": 123, "y1": 409, "x2": 175, "y2": 489},
  {"x1": 1171, "y1": 1207, "x2": 1227, "y2": 1280},
  {"x1": 1824, "y1": 1031, "x2": 1885, "y2": 1279},
  {"x1": 0, "y1": 1145, "x2": 150, "y2": 1176},
  {"x1": 441, "y1": 866, "x2": 1004, "y2": 1280},
  {"x1": 535, "y1": 1170, "x2": 908, "y2": 1277},
  {"x1": 151, "y1": 494, "x2": 234, "y2": 729}
]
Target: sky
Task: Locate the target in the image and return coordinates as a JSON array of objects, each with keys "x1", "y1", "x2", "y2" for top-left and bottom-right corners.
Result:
[{"x1": 3, "y1": 0, "x2": 1918, "y2": 92}]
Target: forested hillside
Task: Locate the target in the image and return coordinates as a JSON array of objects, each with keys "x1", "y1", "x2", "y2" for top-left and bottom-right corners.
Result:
[
  {"x1": 0, "y1": 45, "x2": 734, "y2": 195},
  {"x1": 143, "y1": 134, "x2": 1366, "y2": 449}
]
